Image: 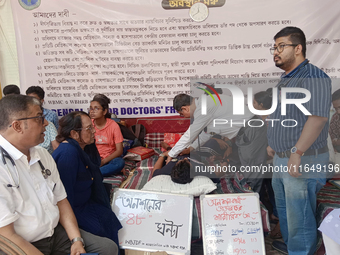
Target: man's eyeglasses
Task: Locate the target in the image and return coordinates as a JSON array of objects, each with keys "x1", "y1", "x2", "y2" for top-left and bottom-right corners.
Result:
[
  {"x1": 89, "y1": 107, "x2": 102, "y2": 112},
  {"x1": 9, "y1": 115, "x2": 45, "y2": 127},
  {"x1": 177, "y1": 108, "x2": 185, "y2": 117},
  {"x1": 269, "y1": 44, "x2": 298, "y2": 55},
  {"x1": 76, "y1": 125, "x2": 95, "y2": 132},
  {"x1": 177, "y1": 106, "x2": 189, "y2": 117}
]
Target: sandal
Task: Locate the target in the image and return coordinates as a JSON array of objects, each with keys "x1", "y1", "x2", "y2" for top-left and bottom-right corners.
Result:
[
  {"x1": 270, "y1": 214, "x2": 279, "y2": 224},
  {"x1": 270, "y1": 222, "x2": 282, "y2": 239},
  {"x1": 270, "y1": 231, "x2": 282, "y2": 239}
]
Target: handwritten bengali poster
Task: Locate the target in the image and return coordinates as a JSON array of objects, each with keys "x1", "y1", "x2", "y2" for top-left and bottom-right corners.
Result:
[
  {"x1": 200, "y1": 193, "x2": 265, "y2": 255},
  {"x1": 112, "y1": 189, "x2": 193, "y2": 254}
]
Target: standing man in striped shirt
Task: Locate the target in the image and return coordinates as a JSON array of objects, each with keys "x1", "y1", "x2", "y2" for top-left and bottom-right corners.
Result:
[{"x1": 267, "y1": 27, "x2": 332, "y2": 255}]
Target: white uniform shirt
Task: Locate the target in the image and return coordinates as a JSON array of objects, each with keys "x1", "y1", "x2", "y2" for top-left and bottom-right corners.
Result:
[
  {"x1": 0, "y1": 135, "x2": 67, "y2": 242},
  {"x1": 168, "y1": 94, "x2": 253, "y2": 158}
]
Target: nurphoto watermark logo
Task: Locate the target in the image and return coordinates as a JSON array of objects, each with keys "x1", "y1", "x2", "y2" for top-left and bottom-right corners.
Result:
[
  {"x1": 194, "y1": 78, "x2": 313, "y2": 128},
  {"x1": 196, "y1": 82, "x2": 223, "y2": 112}
]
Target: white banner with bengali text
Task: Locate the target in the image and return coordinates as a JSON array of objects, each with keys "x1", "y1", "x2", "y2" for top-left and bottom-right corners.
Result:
[{"x1": 11, "y1": 0, "x2": 340, "y2": 118}]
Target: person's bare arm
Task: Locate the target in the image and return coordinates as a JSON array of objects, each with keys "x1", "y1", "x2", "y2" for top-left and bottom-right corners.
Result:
[
  {"x1": 51, "y1": 140, "x2": 59, "y2": 151},
  {"x1": 152, "y1": 151, "x2": 169, "y2": 175},
  {"x1": 267, "y1": 146, "x2": 275, "y2": 157},
  {"x1": 0, "y1": 223, "x2": 43, "y2": 255},
  {"x1": 57, "y1": 198, "x2": 86, "y2": 255},
  {"x1": 288, "y1": 116, "x2": 328, "y2": 177}
]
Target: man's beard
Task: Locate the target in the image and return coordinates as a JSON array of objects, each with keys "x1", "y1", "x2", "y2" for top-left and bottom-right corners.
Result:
[{"x1": 275, "y1": 61, "x2": 284, "y2": 68}]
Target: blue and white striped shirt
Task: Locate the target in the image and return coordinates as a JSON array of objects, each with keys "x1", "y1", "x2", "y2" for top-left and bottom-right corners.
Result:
[
  {"x1": 43, "y1": 108, "x2": 59, "y2": 130},
  {"x1": 267, "y1": 59, "x2": 332, "y2": 152}
]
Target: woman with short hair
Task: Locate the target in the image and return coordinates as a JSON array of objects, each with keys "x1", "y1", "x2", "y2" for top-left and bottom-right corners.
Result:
[{"x1": 52, "y1": 111, "x2": 122, "y2": 248}]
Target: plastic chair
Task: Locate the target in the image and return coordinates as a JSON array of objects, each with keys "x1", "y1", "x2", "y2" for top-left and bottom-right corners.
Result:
[{"x1": 0, "y1": 234, "x2": 26, "y2": 255}]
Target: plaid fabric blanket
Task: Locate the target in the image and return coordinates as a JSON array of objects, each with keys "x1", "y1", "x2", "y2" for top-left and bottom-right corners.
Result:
[
  {"x1": 317, "y1": 183, "x2": 340, "y2": 223},
  {"x1": 316, "y1": 182, "x2": 340, "y2": 253},
  {"x1": 144, "y1": 133, "x2": 164, "y2": 150},
  {"x1": 122, "y1": 153, "x2": 160, "y2": 189}
]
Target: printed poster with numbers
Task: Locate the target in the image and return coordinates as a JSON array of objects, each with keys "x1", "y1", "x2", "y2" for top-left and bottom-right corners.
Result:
[
  {"x1": 112, "y1": 189, "x2": 193, "y2": 254},
  {"x1": 200, "y1": 193, "x2": 265, "y2": 255},
  {"x1": 10, "y1": 0, "x2": 340, "y2": 118}
]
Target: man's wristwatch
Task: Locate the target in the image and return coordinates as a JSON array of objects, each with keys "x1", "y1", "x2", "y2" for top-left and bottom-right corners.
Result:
[
  {"x1": 159, "y1": 153, "x2": 165, "y2": 157},
  {"x1": 291, "y1": 146, "x2": 304, "y2": 156},
  {"x1": 71, "y1": 237, "x2": 85, "y2": 248}
]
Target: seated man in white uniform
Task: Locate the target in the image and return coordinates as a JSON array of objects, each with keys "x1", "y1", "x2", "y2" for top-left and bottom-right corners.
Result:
[{"x1": 0, "y1": 95, "x2": 118, "y2": 255}]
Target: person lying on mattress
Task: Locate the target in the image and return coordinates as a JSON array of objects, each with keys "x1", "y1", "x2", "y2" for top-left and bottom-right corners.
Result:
[{"x1": 151, "y1": 143, "x2": 230, "y2": 184}]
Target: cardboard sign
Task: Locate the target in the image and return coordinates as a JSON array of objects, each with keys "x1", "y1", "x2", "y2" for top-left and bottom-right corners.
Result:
[
  {"x1": 200, "y1": 193, "x2": 266, "y2": 255},
  {"x1": 112, "y1": 189, "x2": 193, "y2": 254}
]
